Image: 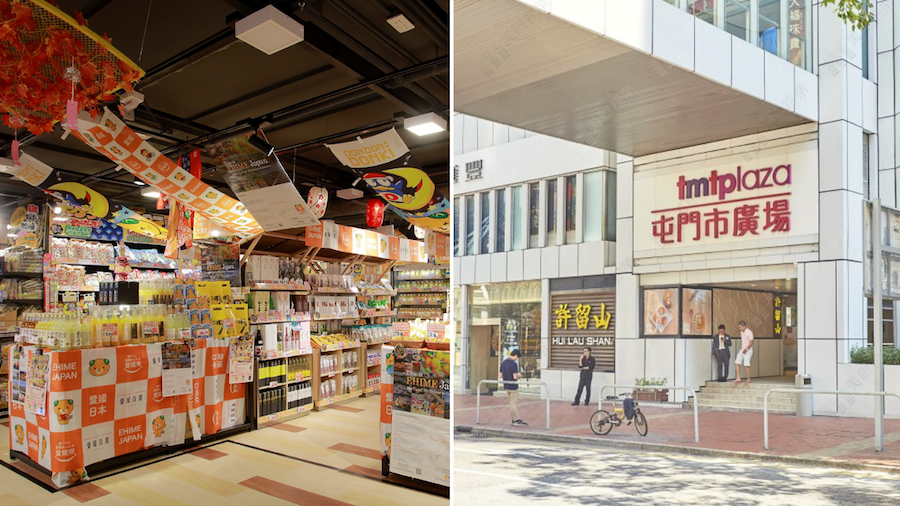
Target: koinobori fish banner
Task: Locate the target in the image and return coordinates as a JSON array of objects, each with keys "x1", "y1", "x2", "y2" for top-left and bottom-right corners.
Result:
[
  {"x1": 0, "y1": 152, "x2": 169, "y2": 241},
  {"x1": 326, "y1": 129, "x2": 449, "y2": 234}
]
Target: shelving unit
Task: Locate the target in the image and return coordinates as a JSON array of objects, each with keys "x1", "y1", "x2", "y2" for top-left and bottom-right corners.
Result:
[
  {"x1": 0, "y1": 331, "x2": 14, "y2": 418},
  {"x1": 312, "y1": 346, "x2": 362, "y2": 411},
  {"x1": 253, "y1": 352, "x2": 315, "y2": 430},
  {"x1": 394, "y1": 267, "x2": 449, "y2": 321}
]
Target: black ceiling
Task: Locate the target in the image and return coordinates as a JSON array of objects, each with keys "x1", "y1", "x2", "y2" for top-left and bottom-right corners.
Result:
[{"x1": 0, "y1": 0, "x2": 449, "y2": 244}]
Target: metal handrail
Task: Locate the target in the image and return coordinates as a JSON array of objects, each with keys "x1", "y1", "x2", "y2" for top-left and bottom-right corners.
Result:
[
  {"x1": 476, "y1": 380, "x2": 551, "y2": 430},
  {"x1": 599, "y1": 384, "x2": 700, "y2": 443},
  {"x1": 763, "y1": 388, "x2": 900, "y2": 450}
]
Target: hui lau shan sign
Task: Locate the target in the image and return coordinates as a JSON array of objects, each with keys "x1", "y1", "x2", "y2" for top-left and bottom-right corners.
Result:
[
  {"x1": 633, "y1": 139, "x2": 818, "y2": 258},
  {"x1": 549, "y1": 290, "x2": 616, "y2": 372}
]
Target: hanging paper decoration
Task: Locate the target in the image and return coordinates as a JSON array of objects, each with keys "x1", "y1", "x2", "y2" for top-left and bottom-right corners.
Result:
[
  {"x1": 307, "y1": 186, "x2": 328, "y2": 219},
  {"x1": 0, "y1": 0, "x2": 144, "y2": 135},
  {"x1": 414, "y1": 226, "x2": 425, "y2": 239},
  {"x1": 325, "y1": 129, "x2": 449, "y2": 234},
  {"x1": 366, "y1": 198, "x2": 385, "y2": 228}
]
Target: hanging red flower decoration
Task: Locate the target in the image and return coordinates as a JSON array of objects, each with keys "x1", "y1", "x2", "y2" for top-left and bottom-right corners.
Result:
[
  {"x1": 0, "y1": 0, "x2": 144, "y2": 135},
  {"x1": 366, "y1": 198, "x2": 385, "y2": 228}
]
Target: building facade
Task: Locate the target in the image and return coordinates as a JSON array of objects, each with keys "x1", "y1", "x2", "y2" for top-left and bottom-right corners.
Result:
[{"x1": 454, "y1": 0, "x2": 900, "y2": 416}]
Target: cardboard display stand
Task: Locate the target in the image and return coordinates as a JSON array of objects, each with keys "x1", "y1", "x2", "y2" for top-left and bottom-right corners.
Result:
[{"x1": 7, "y1": 339, "x2": 246, "y2": 487}]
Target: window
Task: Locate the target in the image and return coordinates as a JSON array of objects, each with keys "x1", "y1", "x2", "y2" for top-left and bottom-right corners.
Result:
[
  {"x1": 862, "y1": 0, "x2": 869, "y2": 79},
  {"x1": 863, "y1": 134, "x2": 870, "y2": 200},
  {"x1": 465, "y1": 194, "x2": 475, "y2": 255},
  {"x1": 725, "y1": 0, "x2": 751, "y2": 43},
  {"x1": 605, "y1": 171, "x2": 617, "y2": 241},
  {"x1": 453, "y1": 197, "x2": 460, "y2": 256},
  {"x1": 690, "y1": 0, "x2": 716, "y2": 26},
  {"x1": 547, "y1": 179, "x2": 558, "y2": 245},
  {"x1": 565, "y1": 175, "x2": 576, "y2": 244},
  {"x1": 529, "y1": 182, "x2": 540, "y2": 248},
  {"x1": 496, "y1": 189, "x2": 506, "y2": 252},
  {"x1": 584, "y1": 171, "x2": 604, "y2": 242},
  {"x1": 867, "y1": 298, "x2": 896, "y2": 346},
  {"x1": 512, "y1": 186, "x2": 523, "y2": 250},
  {"x1": 480, "y1": 192, "x2": 490, "y2": 254},
  {"x1": 759, "y1": 0, "x2": 781, "y2": 58}
]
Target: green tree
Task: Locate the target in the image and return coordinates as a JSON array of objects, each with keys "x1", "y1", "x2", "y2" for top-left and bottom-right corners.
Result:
[{"x1": 822, "y1": 0, "x2": 875, "y2": 31}]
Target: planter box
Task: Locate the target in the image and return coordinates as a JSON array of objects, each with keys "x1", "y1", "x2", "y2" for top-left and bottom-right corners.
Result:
[{"x1": 632, "y1": 389, "x2": 668, "y2": 402}]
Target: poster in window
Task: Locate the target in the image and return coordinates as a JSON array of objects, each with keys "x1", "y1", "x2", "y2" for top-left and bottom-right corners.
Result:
[
  {"x1": 643, "y1": 288, "x2": 678, "y2": 336},
  {"x1": 682, "y1": 288, "x2": 711, "y2": 335}
]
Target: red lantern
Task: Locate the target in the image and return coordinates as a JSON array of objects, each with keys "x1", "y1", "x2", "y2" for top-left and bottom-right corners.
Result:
[{"x1": 366, "y1": 198, "x2": 385, "y2": 228}]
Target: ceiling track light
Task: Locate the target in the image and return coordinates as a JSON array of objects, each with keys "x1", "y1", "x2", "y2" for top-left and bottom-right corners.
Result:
[
  {"x1": 134, "y1": 177, "x2": 146, "y2": 186},
  {"x1": 404, "y1": 112, "x2": 447, "y2": 136},
  {"x1": 248, "y1": 134, "x2": 275, "y2": 157}
]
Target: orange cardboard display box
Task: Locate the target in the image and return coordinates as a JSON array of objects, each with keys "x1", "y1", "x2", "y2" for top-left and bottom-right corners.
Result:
[{"x1": 7, "y1": 340, "x2": 246, "y2": 488}]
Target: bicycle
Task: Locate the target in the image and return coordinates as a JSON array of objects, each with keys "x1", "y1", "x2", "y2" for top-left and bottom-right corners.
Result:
[{"x1": 589, "y1": 393, "x2": 648, "y2": 437}]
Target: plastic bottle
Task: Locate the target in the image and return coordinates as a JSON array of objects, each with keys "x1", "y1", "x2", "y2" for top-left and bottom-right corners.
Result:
[{"x1": 90, "y1": 306, "x2": 102, "y2": 348}]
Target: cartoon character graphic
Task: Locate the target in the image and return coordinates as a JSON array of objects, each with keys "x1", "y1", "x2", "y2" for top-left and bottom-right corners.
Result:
[
  {"x1": 236, "y1": 205, "x2": 246, "y2": 213},
  {"x1": 152, "y1": 416, "x2": 166, "y2": 438},
  {"x1": 67, "y1": 468, "x2": 86, "y2": 486},
  {"x1": 205, "y1": 191, "x2": 217, "y2": 199},
  {"x1": 14, "y1": 425, "x2": 24, "y2": 445},
  {"x1": 83, "y1": 132, "x2": 96, "y2": 144},
  {"x1": 361, "y1": 168, "x2": 436, "y2": 212},
  {"x1": 194, "y1": 413, "x2": 201, "y2": 429},
  {"x1": 54, "y1": 399, "x2": 74, "y2": 425},
  {"x1": 105, "y1": 119, "x2": 117, "y2": 131},
  {"x1": 140, "y1": 148, "x2": 154, "y2": 163},
  {"x1": 41, "y1": 435, "x2": 47, "y2": 458},
  {"x1": 385, "y1": 433, "x2": 391, "y2": 455},
  {"x1": 44, "y1": 182, "x2": 110, "y2": 218},
  {"x1": 89, "y1": 358, "x2": 110, "y2": 377},
  {"x1": 109, "y1": 146, "x2": 124, "y2": 157},
  {"x1": 173, "y1": 172, "x2": 186, "y2": 181}
]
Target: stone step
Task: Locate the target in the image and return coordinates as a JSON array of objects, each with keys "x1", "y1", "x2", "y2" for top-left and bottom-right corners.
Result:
[
  {"x1": 695, "y1": 392, "x2": 797, "y2": 403},
  {"x1": 687, "y1": 398, "x2": 797, "y2": 414},
  {"x1": 700, "y1": 381, "x2": 797, "y2": 392}
]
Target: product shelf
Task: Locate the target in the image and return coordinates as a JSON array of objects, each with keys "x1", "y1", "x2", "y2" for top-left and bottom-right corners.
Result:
[
  {"x1": 0, "y1": 272, "x2": 43, "y2": 278},
  {"x1": 256, "y1": 403, "x2": 313, "y2": 429},
  {"x1": 313, "y1": 391, "x2": 360, "y2": 411}
]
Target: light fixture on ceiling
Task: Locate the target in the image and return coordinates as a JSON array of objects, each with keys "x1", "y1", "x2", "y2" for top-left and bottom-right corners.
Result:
[
  {"x1": 211, "y1": 230, "x2": 220, "y2": 237},
  {"x1": 53, "y1": 206, "x2": 61, "y2": 214},
  {"x1": 248, "y1": 134, "x2": 275, "y2": 157},
  {"x1": 141, "y1": 188, "x2": 161, "y2": 199},
  {"x1": 236, "y1": 5, "x2": 305, "y2": 55},
  {"x1": 387, "y1": 13, "x2": 415, "y2": 33},
  {"x1": 404, "y1": 112, "x2": 446, "y2": 136},
  {"x1": 337, "y1": 188, "x2": 363, "y2": 200},
  {"x1": 135, "y1": 132, "x2": 152, "y2": 140},
  {"x1": 134, "y1": 177, "x2": 146, "y2": 186}
]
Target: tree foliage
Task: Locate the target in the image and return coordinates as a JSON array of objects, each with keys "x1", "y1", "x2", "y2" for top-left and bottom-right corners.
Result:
[{"x1": 822, "y1": 0, "x2": 875, "y2": 31}]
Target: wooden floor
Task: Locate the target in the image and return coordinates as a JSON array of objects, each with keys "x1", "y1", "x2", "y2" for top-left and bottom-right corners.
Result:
[{"x1": 0, "y1": 396, "x2": 448, "y2": 505}]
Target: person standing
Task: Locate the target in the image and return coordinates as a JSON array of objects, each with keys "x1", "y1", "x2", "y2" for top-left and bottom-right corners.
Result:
[
  {"x1": 500, "y1": 349, "x2": 527, "y2": 426},
  {"x1": 734, "y1": 321, "x2": 754, "y2": 383},
  {"x1": 572, "y1": 347, "x2": 595, "y2": 406},
  {"x1": 710, "y1": 325, "x2": 732, "y2": 382}
]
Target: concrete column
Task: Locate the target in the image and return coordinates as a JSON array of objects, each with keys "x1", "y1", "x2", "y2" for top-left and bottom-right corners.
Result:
[
  {"x1": 541, "y1": 278, "x2": 551, "y2": 370},
  {"x1": 459, "y1": 284, "x2": 471, "y2": 392}
]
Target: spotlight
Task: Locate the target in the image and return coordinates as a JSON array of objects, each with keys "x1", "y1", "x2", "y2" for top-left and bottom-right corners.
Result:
[
  {"x1": 211, "y1": 230, "x2": 220, "y2": 237},
  {"x1": 404, "y1": 112, "x2": 446, "y2": 136},
  {"x1": 248, "y1": 134, "x2": 275, "y2": 156},
  {"x1": 141, "y1": 188, "x2": 161, "y2": 199},
  {"x1": 134, "y1": 177, "x2": 146, "y2": 186},
  {"x1": 54, "y1": 206, "x2": 61, "y2": 214}
]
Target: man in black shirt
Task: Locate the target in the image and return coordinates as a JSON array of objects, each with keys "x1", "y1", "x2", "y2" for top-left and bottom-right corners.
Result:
[
  {"x1": 572, "y1": 347, "x2": 596, "y2": 406},
  {"x1": 500, "y1": 349, "x2": 527, "y2": 426}
]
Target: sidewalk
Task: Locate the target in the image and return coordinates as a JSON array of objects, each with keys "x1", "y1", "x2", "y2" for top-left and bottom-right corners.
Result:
[{"x1": 454, "y1": 394, "x2": 900, "y2": 471}]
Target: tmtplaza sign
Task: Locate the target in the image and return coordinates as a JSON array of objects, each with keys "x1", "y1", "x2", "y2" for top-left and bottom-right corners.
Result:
[{"x1": 633, "y1": 139, "x2": 818, "y2": 258}]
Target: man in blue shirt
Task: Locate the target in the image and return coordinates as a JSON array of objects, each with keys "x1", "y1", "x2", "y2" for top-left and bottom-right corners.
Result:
[{"x1": 500, "y1": 349, "x2": 527, "y2": 426}]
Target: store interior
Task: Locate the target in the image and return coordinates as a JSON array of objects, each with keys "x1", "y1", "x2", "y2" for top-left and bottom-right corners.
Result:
[{"x1": 0, "y1": 0, "x2": 449, "y2": 502}]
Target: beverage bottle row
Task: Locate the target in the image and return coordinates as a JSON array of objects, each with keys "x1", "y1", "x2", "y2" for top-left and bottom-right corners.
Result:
[
  {"x1": 288, "y1": 381, "x2": 312, "y2": 409},
  {"x1": 88, "y1": 305, "x2": 190, "y2": 348},
  {"x1": 287, "y1": 356, "x2": 311, "y2": 381},
  {"x1": 19, "y1": 312, "x2": 91, "y2": 350},
  {"x1": 259, "y1": 359, "x2": 285, "y2": 387},
  {"x1": 260, "y1": 388, "x2": 283, "y2": 416}
]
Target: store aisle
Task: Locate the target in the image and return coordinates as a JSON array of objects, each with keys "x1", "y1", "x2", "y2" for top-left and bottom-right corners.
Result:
[{"x1": 0, "y1": 397, "x2": 445, "y2": 505}]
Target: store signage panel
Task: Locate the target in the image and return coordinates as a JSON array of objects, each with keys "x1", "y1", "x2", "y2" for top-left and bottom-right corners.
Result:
[
  {"x1": 549, "y1": 290, "x2": 615, "y2": 372},
  {"x1": 633, "y1": 140, "x2": 818, "y2": 257}
]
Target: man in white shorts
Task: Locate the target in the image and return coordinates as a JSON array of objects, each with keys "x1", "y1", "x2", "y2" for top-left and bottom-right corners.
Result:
[{"x1": 734, "y1": 321, "x2": 754, "y2": 383}]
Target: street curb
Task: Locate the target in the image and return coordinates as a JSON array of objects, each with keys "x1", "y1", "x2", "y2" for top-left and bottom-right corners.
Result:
[{"x1": 455, "y1": 425, "x2": 900, "y2": 476}]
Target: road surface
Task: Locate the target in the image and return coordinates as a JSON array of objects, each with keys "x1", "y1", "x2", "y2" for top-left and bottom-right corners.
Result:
[{"x1": 453, "y1": 435, "x2": 900, "y2": 505}]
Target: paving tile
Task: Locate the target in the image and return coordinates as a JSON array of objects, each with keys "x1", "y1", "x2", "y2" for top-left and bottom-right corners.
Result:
[
  {"x1": 330, "y1": 406, "x2": 364, "y2": 413},
  {"x1": 239, "y1": 476, "x2": 355, "y2": 506},
  {"x1": 269, "y1": 424, "x2": 307, "y2": 433},
  {"x1": 62, "y1": 483, "x2": 111, "y2": 503},
  {"x1": 189, "y1": 447, "x2": 228, "y2": 461}
]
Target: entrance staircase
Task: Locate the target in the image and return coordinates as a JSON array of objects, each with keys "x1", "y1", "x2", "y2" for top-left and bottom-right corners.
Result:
[{"x1": 684, "y1": 378, "x2": 797, "y2": 414}]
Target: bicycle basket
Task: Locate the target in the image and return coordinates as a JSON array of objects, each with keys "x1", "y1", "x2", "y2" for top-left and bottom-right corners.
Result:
[{"x1": 623, "y1": 398, "x2": 635, "y2": 420}]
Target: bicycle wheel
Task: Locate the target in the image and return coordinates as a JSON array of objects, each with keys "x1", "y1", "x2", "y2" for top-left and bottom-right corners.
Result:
[
  {"x1": 634, "y1": 411, "x2": 648, "y2": 436},
  {"x1": 590, "y1": 410, "x2": 614, "y2": 435}
]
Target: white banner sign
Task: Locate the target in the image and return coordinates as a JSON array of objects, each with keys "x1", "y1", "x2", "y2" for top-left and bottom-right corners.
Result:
[
  {"x1": 326, "y1": 129, "x2": 407, "y2": 169},
  {"x1": 633, "y1": 139, "x2": 819, "y2": 258},
  {"x1": 389, "y1": 410, "x2": 450, "y2": 486}
]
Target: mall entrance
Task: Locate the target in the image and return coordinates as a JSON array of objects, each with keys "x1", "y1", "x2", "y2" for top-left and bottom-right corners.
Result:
[{"x1": 470, "y1": 322, "x2": 501, "y2": 394}]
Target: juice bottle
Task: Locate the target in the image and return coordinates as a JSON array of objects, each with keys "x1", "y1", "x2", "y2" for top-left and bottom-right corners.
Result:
[
  {"x1": 90, "y1": 306, "x2": 102, "y2": 348},
  {"x1": 100, "y1": 309, "x2": 112, "y2": 347},
  {"x1": 164, "y1": 306, "x2": 176, "y2": 342},
  {"x1": 60, "y1": 314, "x2": 74, "y2": 350}
]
